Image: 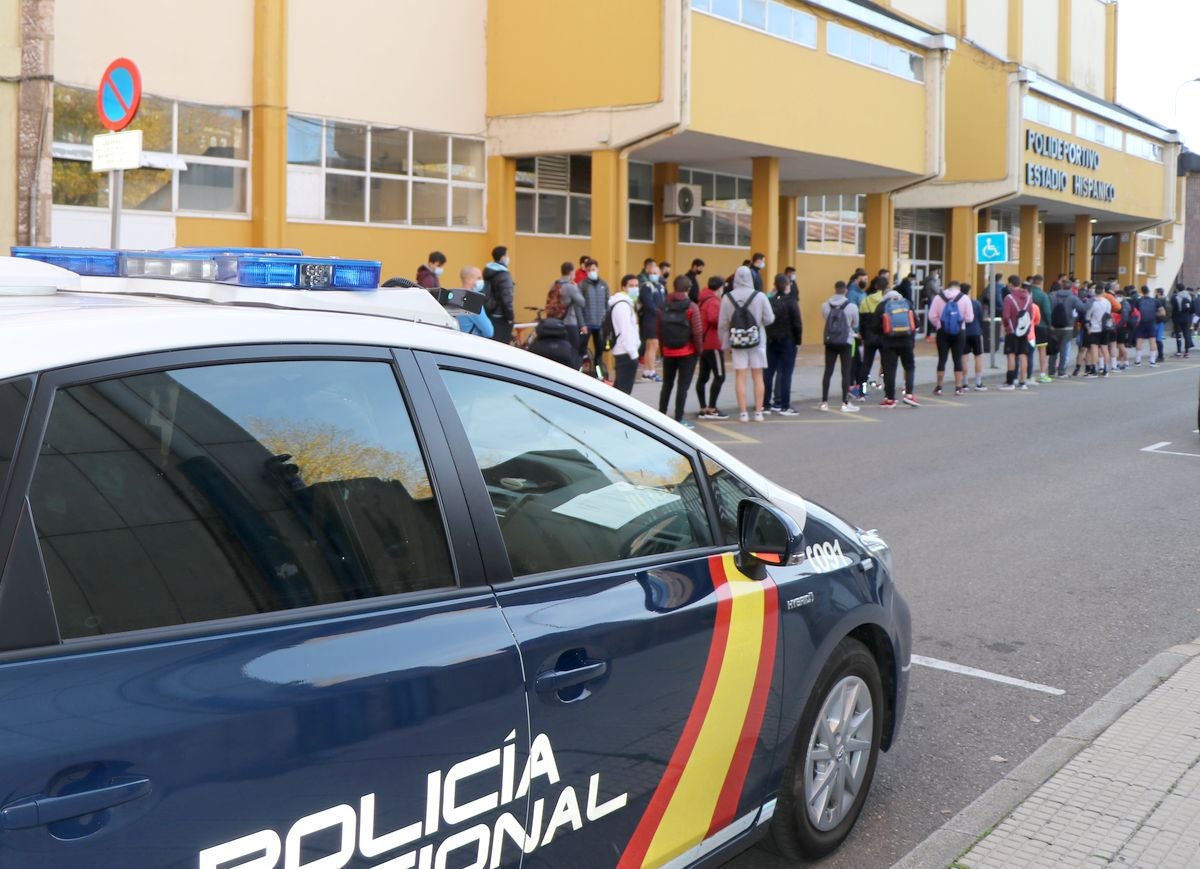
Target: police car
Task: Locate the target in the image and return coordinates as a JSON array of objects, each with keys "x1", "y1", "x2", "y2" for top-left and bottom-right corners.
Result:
[{"x1": 0, "y1": 247, "x2": 910, "y2": 869}]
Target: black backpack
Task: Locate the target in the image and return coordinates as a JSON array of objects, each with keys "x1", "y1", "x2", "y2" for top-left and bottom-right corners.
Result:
[
  {"x1": 727, "y1": 294, "x2": 761, "y2": 349},
  {"x1": 660, "y1": 298, "x2": 692, "y2": 349},
  {"x1": 601, "y1": 299, "x2": 631, "y2": 351},
  {"x1": 1051, "y1": 295, "x2": 1070, "y2": 329}
]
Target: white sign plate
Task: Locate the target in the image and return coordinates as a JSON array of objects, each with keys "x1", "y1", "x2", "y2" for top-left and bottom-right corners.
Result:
[{"x1": 92, "y1": 129, "x2": 143, "y2": 172}]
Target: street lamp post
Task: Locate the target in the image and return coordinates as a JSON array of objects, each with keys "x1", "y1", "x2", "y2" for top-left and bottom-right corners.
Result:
[{"x1": 1173, "y1": 77, "x2": 1200, "y2": 130}]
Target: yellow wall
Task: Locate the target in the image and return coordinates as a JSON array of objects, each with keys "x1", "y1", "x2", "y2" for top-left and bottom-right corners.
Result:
[
  {"x1": 689, "y1": 13, "x2": 925, "y2": 175},
  {"x1": 943, "y1": 45, "x2": 1009, "y2": 182},
  {"x1": 488, "y1": 0, "x2": 662, "y2": 116},
  {"x1": 1022, "y1": 119, "x2": 1167, "y2": 220},
  {"x1": 795, "y1": 253, "x2": 862, "y2": 343}
]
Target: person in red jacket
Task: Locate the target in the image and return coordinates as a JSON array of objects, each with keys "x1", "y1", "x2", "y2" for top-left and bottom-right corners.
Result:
[
  {"x1": 657, "y1": 274, "x2": 704, "y2": 428},
  {"x1": 694, "y1": 275, "x2": 728, "y2": 419}
]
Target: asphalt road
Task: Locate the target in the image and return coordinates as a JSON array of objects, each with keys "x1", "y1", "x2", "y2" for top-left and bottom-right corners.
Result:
[{"x1": 635, "y1": 351, "x2": 1200, "y2": 869}]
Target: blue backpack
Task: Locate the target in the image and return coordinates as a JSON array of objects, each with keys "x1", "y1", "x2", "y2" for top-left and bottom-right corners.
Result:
[
  {"x1": 881, "y1": 296, "x2": 915, "y2": 336},
  {"x1": 939, "y1": 292, "x2": 963, "y2": 336}
]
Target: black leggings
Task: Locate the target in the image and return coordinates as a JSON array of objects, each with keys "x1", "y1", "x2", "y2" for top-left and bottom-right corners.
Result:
[
  {"x1": 822, "y1": 343, "x2": 852, "y2": 403},
  {"x1": 881, "y1": 343, "x2": 916, "y2": 399},
  {"x1": 660, "y1": 355, "x2": 698, "y2": 421},
  {"x1": 695, "y1": 349, "x2": 726, "y2": 408},
  {"x1": 861, "y1": 339, "x2": 881, "y2": 383},
  {"x1": 936, "y1": 330, "x2": 966, "y2": 373}
]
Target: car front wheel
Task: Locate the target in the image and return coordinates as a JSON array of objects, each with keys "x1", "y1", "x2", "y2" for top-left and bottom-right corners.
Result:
[{"x1": 763, "y1": 637, "x2": 884, "y2": 860}]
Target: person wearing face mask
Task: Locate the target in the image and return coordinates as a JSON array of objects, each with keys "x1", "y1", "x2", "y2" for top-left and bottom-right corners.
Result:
[
  {"x1": 608, "y1": 274, "x2": 642, "y2": 394},
  {"x1": 454, "y1": 265, "x2": 494, "y2": 338},
  {"x1": 580, "y1": 260, "x2": 611, "y2": 369},
  {"x1": 750, "y1": 253, "x2": 766, "y2": 293},
  {"x1": 482, "y1": 245, "x2": 516, "y2": 344},
  {"x1": 549, "y1": 261, "x2": 587, "y2": 351},
  {"x1": 416, "y1": 251, "x2": 446, "y2": 289},
  {"x1": 638, "y1": 258, "x2": 664, "y2": 382},
  {"x1": 685, "y1": 258, "x2": 705, "y2": 304}
]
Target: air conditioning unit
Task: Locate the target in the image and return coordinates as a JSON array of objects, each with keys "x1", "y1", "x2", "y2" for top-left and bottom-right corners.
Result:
[{"x1": 663, "y1": 183, "x2": 702, "y2": 221}]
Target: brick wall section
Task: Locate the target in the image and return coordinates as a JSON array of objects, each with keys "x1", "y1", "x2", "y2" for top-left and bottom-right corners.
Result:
[{"x1": 1182, "y1": 174, "x2": 1200, "y2": 290}]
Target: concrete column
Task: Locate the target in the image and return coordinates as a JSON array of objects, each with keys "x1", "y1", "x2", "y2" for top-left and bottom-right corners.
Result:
[
  {"x1": 1057, "y1": 0, "x2": 1072, "y2": 85},
  {"x1": 1117, "y1": 231, "x2": 1138, "y2": 286},
  {"x1": 1019, "y1": 205, "x2": 1040, "y2": 279},
  {"x1": 590, "y1": 149, "x2": 629, "y2": 280},
  {"x1": 653, "y1": 162, "x2": 679, "y2": 269},
  {"x1": 1008, "y1": 0, "x2": 1023, "y2": 62},
  {"x1": 946, "y1": 0, "x2": 966, "y2": 39},
  {"x1": 486, "y1": 155, "x2": 517, "y2": 257},
  {"x1": 947, "y1": 206, "x2": 975, "y2": 288},
  {"x1": 777, "y1": 195, "x2": 798, "y2": 275},
  {"x1": 1104, "y1": 1, "x2": 1117, "y2": 103},
  {"x1": 751, "y1": 157, "x2": 780, "y2": 271},
  {"x1": 1074, "y1": 214, "x2": 1093, "y2": 283},
  {"x1": 252, "y1": 0, "x2": 287, "y2": 248},
  {"x1": 1044, "y1": 223, "x2": 1067, "y2": 277},
  {"x1": 864, "y1": 193, "x2": 894, "y2": 275}
]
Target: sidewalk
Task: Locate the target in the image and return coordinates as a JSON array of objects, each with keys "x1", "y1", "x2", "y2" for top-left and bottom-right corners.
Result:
[{"x1": 896, "y1": 638, "x2": 1200, "y2": 869}]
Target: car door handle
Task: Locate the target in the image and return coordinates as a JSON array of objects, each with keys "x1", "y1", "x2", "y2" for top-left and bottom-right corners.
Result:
[
  {"x1": 858, "y1": 557, "x2": 875, "y2": 572},
  {"x1": 535, "y1": 660, "x2": 608, "y2": 693},
  {"x1": 0, "y1": 776, "x2": 152, "y2": 830}
]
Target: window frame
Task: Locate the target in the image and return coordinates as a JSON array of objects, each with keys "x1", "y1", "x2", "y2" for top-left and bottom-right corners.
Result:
[
  {"x1": 515, "y1": 154, "x2": 593, "y2": 239},
  {"x1": 825, "y1": 21, "x2": 925, "y2": 84},
  {"x1": 678, "y1": 167, "x2": 753, "y2": 248},
  {"x1": 0, "y1": 345, "x2": 488, "y2": 661},
  {"x1": 420, "y1": 351, "x2": 729, "y2": 589},
  {"x1": 627, "y1": 160, "x2": 656, "y2": 243},
  {"x1": 798, "y1": 194, "x2": 866, "y2": 256}
]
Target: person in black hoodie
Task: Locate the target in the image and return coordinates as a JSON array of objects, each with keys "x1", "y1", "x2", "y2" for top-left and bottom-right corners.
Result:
[
  {"x1": 528, "y1": 318, "x2": 581, "y2": 370},
  {"x1": 763, "y1": 273, "x2": 803, "y2": 414},
  {"x1": 482, "y1": 245, "x2": 516, "y2": 344}
]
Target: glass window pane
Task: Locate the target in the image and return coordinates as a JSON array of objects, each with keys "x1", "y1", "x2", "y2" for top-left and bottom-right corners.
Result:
[
  {"x1": 795, "y1": 11, "x2": 817, "y2": 46},
  {"x1": 452, "y1": 186, "x2": 484, "y2": 228},
  {"x1": 857, "y1": 227, "x2": 866, "y2": 256},
  {"x1": 629, "y1": 202, "x2": 654, "y2": 241},
  {"x1": 326, "y1": 121, "x2": 367, "y2": 171},
  {"x1": 371, "y1": 128, "x2": 409, "y2": 175},
  {"x1": 914, "y1": 234, "x2": 927, "y2": 259},
  {"x1": 828, "y1": 23, "x2": 850, "y2": 58},
  {"x1": 742, "y1": 0, "x2": 766, "y2": 29},
  {"x1": 766, "y1": 5, "x2": 791, "y2": 39},
  {"x1": 851, "y1": 32, "x2": 871, "y2": 65},
  {"x1": 30, "y1": 361, "x2": 454, "y2": 639},
  {"x1": 517, "y1": 191, "x2": 535, "y2": 233},
  {"x1": 53, "y1": 85, "x2": 105, "y2": 145},
  {"x1": 0, "y1": 378, "x2": 32, "y2": 497},
  {"x1": 715, "y1": 174, "x2": 737, "y2": 203},
  {"x1": 516, "y1": 157, "x2": 537, "y2": 188},
  {"x1": 714, "y1": 210, "x2": 737, "y2": 246},
  {"x1": 369, "y1": 177, "x2": 409, "y2": 224},
  {"x1": 628, "y1": 162, "x2": 654, "y2": 201},
  {"x1": 929, "y1": 235, "x2": 945, "y2": 261},
  {"x1": 569, "y1": 195, "x2": 592, "y2": 237},
  {"x1": 736, "y1": 212, "x2": 752, "y2": 247},
  {"x1": 696, "y1": 208, "x2": 714, "y2": 245},
  {"x1": 287, "y1": 115, "x2": 322, "y2": 166},
  {"x1": 53, "y1": 159, "x2": 109, "y2": 207},
  {"x1": 537, "y1": 193, "x2": 567, "y2": 235},
  {"x1": 179, "y1": 164, "x2": 247, "y2": 212},
  {"x1": 797, "y1": 220, "x2": 807, "y2": 251},
  {"x1": 441, "y1": 371, "x2": 712, "y2": 577},
  {"x1": 711, "y1": 0, "x2": 738, "y2": 20},
  {"x1": 286, "y1": 165, "x2": 322, "y2": 220},
  {"x1": 178, "y1": 104, "x2": 248, "y2": 159},
  {"x1": 413, "y1": 131, "x2": 449, "y2": 179},
  {"x1": 137, "y1": 95, "x2": 173, "y2": 153},
  {"x1": 703, "y1": 457, "x2": 758, "y2": 545},
  {"x1": 569, "y1": 155, "x2": 592, "y2": 194},
  {"x1": 325, "y1": 173, "x2": 365, "y2": 221},
  {"x1": 738, "y1": 177, "x2": 753, "y2": 204},
  {"x1": 678, "y1": 217, "x2": 692, "y2": 245},
  {"x1": 692, "y1": 0, "x2": 710, "y2": 10},
  {"x1": 451, "y1": 138, "x2": 485, "y2": 182},
  {"x1": 411, "y1": 181, "x2": 448, "y2": 226},
  {"x1": 695, "y1": 171, "x2": 715, "y2": 204},
  {"x1": 124, "y1": 167, "x2": 172, "y2": 211}
]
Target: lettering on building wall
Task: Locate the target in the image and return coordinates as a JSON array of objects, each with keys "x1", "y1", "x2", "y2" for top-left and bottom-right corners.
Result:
[{"x1": 1024, "y1": 129, "x2": 1116, "y2": 204}]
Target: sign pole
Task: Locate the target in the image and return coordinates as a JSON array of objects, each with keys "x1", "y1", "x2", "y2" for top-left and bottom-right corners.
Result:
[
  {"x1": 988, "y1": 263, "x2": 997, "y2": 369},
  {"x1": 109, "y1": 169, "x2": 124, "y2": 249}
]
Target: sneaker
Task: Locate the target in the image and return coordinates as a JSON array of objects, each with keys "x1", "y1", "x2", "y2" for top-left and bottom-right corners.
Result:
[
  {"x1": 753, "y1": 410, "x2": 765, "y2": 422},
  {"x1": 932, "y1": 386, "x2": 943, "y2": 396},
  {"x1": 1100, "y1": 371, "x2": 1109, "y2": 378},
  {"x1": 974, "y1": 383, "x2": 988, "y2": 391},
  {"x1": 998, "y1": 383, "x2": 1016, "y2": 391},
  {"x1": 818, "y1": 402, "x2": 829, "y2": 411},
  {"x1": 1017, "y1": 382, "x2": 1029, "y2": 390},
  {"x1": 1072, "y1": 368, "x2": 1081, "y2": 377},
  {"x1": 880, "y1": 398, "x2": 898, "y2": 408},
  {"x1": 696, "y1": 410, "x2": 714, "y2": 420},
  {"x1": 902, "y1": 394, "x2": 920, "y2": 407},
  {"x1": 710, "y1": 409, "x2": 730, "y2": 420},
  {"x1": 650, "y1": 372, "x2": 662, "y2": 382},
  {"x1": 954, "y1": 387, "x2": 966, "y2": 396},
  {"x1": 1037, "y1": 374, "x2": 1053, "y2": 383},
  {"x1": 776, "y1": 407, "x2": 799, "y2": 416},
  {"x1": 641, "y1": 371, "x2": 654, "y2": 380},
  {"x1": 849, "y1": 387, "x2": 864, "y2": 400},
  {"x1": 738, "y1": 411, "x2": 749, "y2": 423},
  {"x1": 679, "y1": 419, "x2": 695, "y2": 430},
  {"x1": 1134, "y1": 361, "x2": 1142, "y2": 366},
  {"x1": 840, "y1": 403, "x2": 861, "y2": 413},
  {"x1": 1149, "y1": 361, "x2": 1158, "y2": 367},
  {"x1": 1086, "y1": 372, "x2": 1099, "y2": 378}
]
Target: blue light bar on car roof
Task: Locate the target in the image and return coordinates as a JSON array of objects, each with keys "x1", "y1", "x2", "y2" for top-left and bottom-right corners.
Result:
[
  {"x1": 215, "y1": 255, "x2": 382, "y2": 291},
  {"x1": 121, "y1": 249, "x2": 220, "y2": 280},
  {"x1": 11, "y1": 246, "x2": 121, "y2": 277},
  {"x1": 163, "y1": 246, "x2": 304, "y2": 256}
]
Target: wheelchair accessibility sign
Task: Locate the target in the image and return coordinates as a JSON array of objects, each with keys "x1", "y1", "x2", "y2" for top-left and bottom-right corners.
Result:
[{"x1": 976, "y1": 232, "x2": 1009, "y2": 264}]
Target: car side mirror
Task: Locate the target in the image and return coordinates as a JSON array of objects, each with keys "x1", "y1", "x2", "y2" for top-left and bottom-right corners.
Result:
[{"x1": 737, "y1": 498, "x2": 803, "y2": 576}]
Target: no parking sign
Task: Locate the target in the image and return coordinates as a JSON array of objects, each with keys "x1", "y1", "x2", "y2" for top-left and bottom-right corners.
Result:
[{"x1": 96, "y1": 57, "x2": 142, "y2": 132}]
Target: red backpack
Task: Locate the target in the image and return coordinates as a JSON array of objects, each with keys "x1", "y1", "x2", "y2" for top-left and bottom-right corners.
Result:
[{"x1": 544, "y1": 281, "x2": 569, "y2": 321}]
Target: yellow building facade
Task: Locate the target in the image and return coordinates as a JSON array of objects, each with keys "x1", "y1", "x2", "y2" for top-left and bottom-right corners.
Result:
[{"x1": 0, "y1": 0, "x2": 1180, "y2": 342}]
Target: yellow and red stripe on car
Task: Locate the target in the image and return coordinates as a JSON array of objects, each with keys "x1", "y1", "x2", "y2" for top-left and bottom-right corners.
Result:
[{"x1": 618, "y1": 553, "x2": 779, "y2": 869}]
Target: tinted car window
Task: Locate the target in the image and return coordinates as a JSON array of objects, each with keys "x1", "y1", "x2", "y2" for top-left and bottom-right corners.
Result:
[
  {"x1": 703, "y1": 455, "x2": 759, "y2": 544},
  {"x1": 29, "y1": 360, "x2": 453, "y2": 639},
  {"x1": 441, "y1": 370, "x2": 712, "y2": 576},
  {"x1": 0, "y1": 377, "x2": 32, "y2": 497}
]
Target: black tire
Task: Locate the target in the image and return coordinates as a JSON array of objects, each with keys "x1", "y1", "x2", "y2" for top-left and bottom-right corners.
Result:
[{"x1": 762, "y1": 637, "x2": 884, "y2": 860}]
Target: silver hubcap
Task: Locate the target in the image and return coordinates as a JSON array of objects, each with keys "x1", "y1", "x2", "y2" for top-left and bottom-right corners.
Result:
[{"x1": 801, "y1": 674, "x2": 874, "y2": 831}]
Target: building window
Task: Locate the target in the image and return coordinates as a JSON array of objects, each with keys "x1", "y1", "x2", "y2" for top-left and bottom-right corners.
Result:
[
  {"x1": 691, "y1": 0, "x2": 817, "y2": 48},
  {"x1": 1137, "y1": 229, "x2": 1159, "y2": 276},
  {"x1": 798, "y1": 195, "x2": 865, "y2": 256},
  {"x1": 286, "y1": 115, "x2": 485, "y2": 228},
  {"x1": 1125, "y1": 132, "x2": 1164, "y2": 163},
  {"x1": 51, "y1": 84, "x2": 249, "y2": 215},
  {"x1": 515, "y1": 155, "x2": 591, "y2": 238},
  {"x1": 826, "y1": 22, "x2": 925, "y2": 83},
  {"x1": 678, "y1": 168, "x2": 752, "y2": 248},
  {"x1": 1076, "y1": 116, "x2": 1124, "y2": 151},
  {"x1": 1023, "y1": 96, "x2": 1073, "y2": 134},
  {"x1": 628, "y1": 161, "x2": 655, "y2": 243}
]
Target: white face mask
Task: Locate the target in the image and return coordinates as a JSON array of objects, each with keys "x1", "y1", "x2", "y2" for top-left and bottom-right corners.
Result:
[
  {"x1": 648, "y1": 273, "x2": 660, "y2": 284},
  {"x1": 501, "y1": 256, "x2": 510, "y2": 266},
  {"x1": 754, "y1": 261, "x2": 765, "y2": 270},
  {"x1": 588, "y1": 269, "x2": 599, "y2": 281},
  {"x1": 473, "y1": 278, "x2": 485, "y2": 292},
  {"x1": 433, "y1": 266, "x2": 443, "y2": 276},
  {"x1": 626, "y1": 286, "x2": 639, "y2": 301}
]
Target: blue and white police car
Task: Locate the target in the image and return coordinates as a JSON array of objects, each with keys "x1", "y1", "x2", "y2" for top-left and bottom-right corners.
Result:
[{"x1": 0, "y1": 247, "x2": 910, "y2": 869}]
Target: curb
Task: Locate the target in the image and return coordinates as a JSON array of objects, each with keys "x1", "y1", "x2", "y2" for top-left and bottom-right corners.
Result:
[{"x1": 892, "y1": 638, "x2": 1200, "y2": 869}]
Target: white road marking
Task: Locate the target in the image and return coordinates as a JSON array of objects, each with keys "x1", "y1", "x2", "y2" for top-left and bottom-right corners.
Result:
[
  {"x1": 912, "y1": 655, "x2": 1065, "y2": 696},
  {"x1": 1141, "y1": 441, "x2": 1200, "y2": 458}
]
